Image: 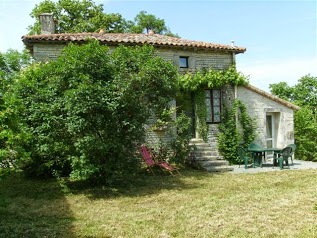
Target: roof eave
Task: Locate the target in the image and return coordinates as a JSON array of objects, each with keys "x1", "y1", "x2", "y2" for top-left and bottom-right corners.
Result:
[
  {"x1": 244, "y1": 84, "x2": 300, "y2": 110},
  {"x1": 21, "y1": 33, "x2": 247, "y2": 54},
  {"x1": 22, "y1": 39, "x2": 246, "y2": 55}
]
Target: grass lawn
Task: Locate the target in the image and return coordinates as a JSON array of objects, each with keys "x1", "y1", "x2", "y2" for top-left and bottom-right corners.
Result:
[{"x1": 0, "y1": 169, "x2": 316, "y2": 238}]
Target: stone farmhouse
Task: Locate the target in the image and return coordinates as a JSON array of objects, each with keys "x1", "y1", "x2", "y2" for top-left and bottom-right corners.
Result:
[{"x1": 22, "y1": 14, "x2": 299, "y2": 172}]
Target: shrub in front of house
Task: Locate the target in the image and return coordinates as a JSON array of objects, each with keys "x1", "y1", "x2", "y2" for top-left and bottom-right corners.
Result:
[{"x1": 8, "y1": 41, "x2": 178, "y2": 182}]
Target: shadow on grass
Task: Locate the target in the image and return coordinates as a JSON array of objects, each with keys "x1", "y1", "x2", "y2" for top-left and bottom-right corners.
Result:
[
  {"x1": 0, "y1": 173, "x2": 75, "y2": 238},
  {"x1": 61, "y1": 167, "x2": 215, "y2": 200}
]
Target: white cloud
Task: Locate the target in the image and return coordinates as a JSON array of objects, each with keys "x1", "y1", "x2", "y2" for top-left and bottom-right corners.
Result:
[{"x1": 237, "y1": 57, "x2": 317, "y2": 93}]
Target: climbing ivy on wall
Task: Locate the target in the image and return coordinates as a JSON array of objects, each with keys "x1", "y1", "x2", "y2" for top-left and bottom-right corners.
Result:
[
  {"x1": 195, "y1": 90, "x2": 208, "y2": 141},
  {"x1": 237, "y1": 100, "x2": 257, "y2": 147},
  {"x1": 177, "y1": 65, "x2": 249, "y2": 141},
  {"x1": 218, "y1": 100, "x2": 256, "y2": 164}
]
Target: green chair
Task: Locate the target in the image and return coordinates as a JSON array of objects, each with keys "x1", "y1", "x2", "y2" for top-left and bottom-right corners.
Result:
[
  {"x1": 278, "y1": 146, "x2": 292, "y2": 169},
  {"x1": 238, "y1": 147, "x2": 253, "y2": 169},
  {"x1": 286, "y1": 144, "x2": 296, "y2": 165}
]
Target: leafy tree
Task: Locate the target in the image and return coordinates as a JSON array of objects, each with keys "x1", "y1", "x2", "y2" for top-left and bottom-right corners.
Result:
[
  {"x1": 28, "y1": 1, "x2": 179, "y2": 37},
  {"x1": 128, "y1": 11, "x2": 179, "y2": 37},
  {"x1": 292, "y1": 75, "x2": 317, "y2": 108},
  {"x1": 270, "y1": 75, "x2": 317, "y2": 161},
  {"x1": 0, "y1": 49, "x2": 32, "y2": 87},
  {"x1": 12, "y1": 41, "x2": 178, "y2": 182},
  {"x1": 294, "y1": 107, "x2": 317, "y2": 161},
  {"x1": 0, "y1": 91, "x2": 30, "y2": 179},
  {"x1": 28, "y1": 0, "x2": 127, "y2": 34},
  {"x1": 0, "y1": 50, "x2": 32, "y2": 179},
  {"x1": 268, "y1": 82, "x2": 294, "y2": 101},
  {"x1": 270, "y1": 75, "x2": 317, "y2": 109}
]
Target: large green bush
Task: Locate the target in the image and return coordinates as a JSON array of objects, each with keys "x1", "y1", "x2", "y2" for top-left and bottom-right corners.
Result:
[
  {"x1": 0, "y1": 49, "x2": 32, "y2": 179},
  {"x1": 294, "y1": 107, "x2": 317, "y2": 161},
  {"x1": 11, "y1": 41, "x2": 178, "y2": 182}
]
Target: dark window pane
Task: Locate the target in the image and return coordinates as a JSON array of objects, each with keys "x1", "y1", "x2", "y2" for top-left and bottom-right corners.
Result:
[
  {"x1": 213, "y1": 107, "x2": 220, "y2": 115},
  {"x1": 213, "y1": 90, "x2": 220, "y2": 98},
  {"x1": 214, "y1": 115, "x2": 221, "y2": 122},
  {"x1": 213, "y1": 98, "x2": 220, "y2": 106},
  {"x1": 205, "y1": 89, "x2": 222, "y2": 123},
  {"x1": 206, "y1": 98, "x2": 212, "y2": 122},
  {"x1": 179, "y1": 57, "x2": 188, "y2": 68},
  {"x1": 214, "y1": 115, "x2": 220, "y2": 122}
]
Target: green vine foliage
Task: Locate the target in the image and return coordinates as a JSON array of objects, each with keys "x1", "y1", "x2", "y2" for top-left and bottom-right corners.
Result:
[
  {"x1": 218, "y1": 100, "x2": 256, "y2": 164},
  {"x1": 237, "y1": 101, "x2": 257, "y2": 147},
  {"x1": 177, "y1": 65, "x2": 249, "y2": 141},
  {"x1": 195, "y1": 90, "x2": 208, "y2": 141},
  {"x1": 178, "y1": 65, "x2": 249, "y2": 92}
]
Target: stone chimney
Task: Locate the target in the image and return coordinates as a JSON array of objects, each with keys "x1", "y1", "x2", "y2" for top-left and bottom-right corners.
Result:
[{"x1": 39, "y1": 13, "x2": 55, "y2": 34}]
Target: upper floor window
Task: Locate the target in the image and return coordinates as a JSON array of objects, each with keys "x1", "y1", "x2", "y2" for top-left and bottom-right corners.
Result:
[
  {"x1": 179, "y1": 56, "x2": 189, "y2": 68},
  {"x1": 205, "y1": 89, "x2": 221, "y2": 123}
]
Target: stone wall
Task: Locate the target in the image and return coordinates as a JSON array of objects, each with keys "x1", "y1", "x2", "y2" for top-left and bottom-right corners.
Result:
[
  {"x1": 33, "y1": 44, "x2": 65, "y2": 61},
  {"x1": 32, "y1": 43, "x2": 234, "y2": 72},
  {"x1": 237, "y1": 86, "x2": 295, "y2": 148},
  {"x1": 156, "y1": 49, "x2": 233, "y2": 72},
  {"x1": 30, "y1": 42, "x2": 234, "y2": 146}
]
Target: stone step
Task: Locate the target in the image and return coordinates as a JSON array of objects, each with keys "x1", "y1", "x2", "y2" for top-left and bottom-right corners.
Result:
[
  {"x1": 193, "y1": 142, "x2": 217, "y2": 147},
  {"x1": 189, "y1": 140, "x2": 217, "y2": 145},
  {"x1": 190, "y1": 150, "x2": 219, "y2": 156},
  {"x1": 193, "y1": 156, "x2": 223, "y2": 161},
  {"x1": 199, "y1": 160, "x2": 229, "y2": 167},
  {"x1": 189, "y1": 144, "x2": 211, "y2": 149},
  {"x1": 190, "y1": 147, "x2": 218, "y2": 151},
  {"x1": 190, "y1": 138, "x2": 204, "y2": 143},
  {"x1": 190, "y1": 146, "x2": 214, "y2": 150},
  {"x1": 204, "y1": 166, "x2": 234, "y2": 172},
  {"x1": 188, "y1": 138, "x2": 231, "y2": 173}
]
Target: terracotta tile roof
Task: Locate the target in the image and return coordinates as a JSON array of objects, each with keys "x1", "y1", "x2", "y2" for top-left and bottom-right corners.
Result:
[
  {"x1": 22, "y1": 33, "x2": 246, "y2": 54},
  {"x1": 243, "y1": 84, "x2": 300, "y2": 110}
]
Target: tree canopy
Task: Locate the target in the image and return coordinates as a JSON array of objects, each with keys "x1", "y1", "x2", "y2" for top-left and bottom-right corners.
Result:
[
  {"x1": 270, "y1": 75, "x2": 317, "y2": 109},
  {"x1": 28, "y1": 0, "x2": 179, "y2": 37},
  {"x1": 128, "y1": 11, "x2": 179, "y2": 37},
  {"x1": 0, "y1": 49, "x2": 32, "y2": 92},
  {"x1": 28, "y1": 0, "x2": 127, "y2": 34}
]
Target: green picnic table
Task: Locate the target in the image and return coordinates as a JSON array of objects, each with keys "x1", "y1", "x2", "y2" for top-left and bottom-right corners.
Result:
[{"x1": 248, "y1": 144, "x2": 283, "y2": 167}]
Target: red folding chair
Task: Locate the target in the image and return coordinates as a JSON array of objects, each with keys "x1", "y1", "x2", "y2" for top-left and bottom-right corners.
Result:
[{"x1": 139, "y1": 145, "x2": 181, "y2": 175}]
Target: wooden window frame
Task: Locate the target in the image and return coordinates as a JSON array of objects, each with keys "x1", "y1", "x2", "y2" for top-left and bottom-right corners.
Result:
[{"x1": 205, "y1": 89, "x2": 222, "y2": 124}]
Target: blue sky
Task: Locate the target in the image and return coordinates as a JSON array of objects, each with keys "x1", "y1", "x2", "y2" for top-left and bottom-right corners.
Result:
[{"x1": 0, "y1": 0, "x2": 316, "y2": 92}]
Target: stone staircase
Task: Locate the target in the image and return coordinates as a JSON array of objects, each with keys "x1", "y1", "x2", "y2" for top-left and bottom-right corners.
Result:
[{"x1": 187, "y1": 138, "x2": 233, "y2": 172}]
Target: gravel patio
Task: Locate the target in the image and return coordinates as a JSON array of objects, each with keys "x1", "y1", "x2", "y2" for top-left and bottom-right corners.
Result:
[{"x1": 229, "y1": 158, "x2": 317, "y2": 174}]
